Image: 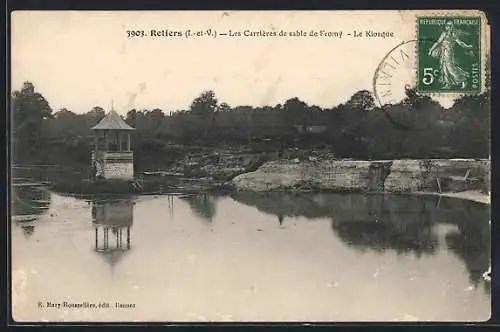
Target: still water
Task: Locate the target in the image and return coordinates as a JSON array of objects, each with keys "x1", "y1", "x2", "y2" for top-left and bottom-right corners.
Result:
[{"x1": 11, "y1": 186, "x2": 490, "y2": 322}]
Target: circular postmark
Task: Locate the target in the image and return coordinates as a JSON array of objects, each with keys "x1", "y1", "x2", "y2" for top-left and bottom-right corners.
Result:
[{"x1": 373, "y1": 40, "x2": 417, "y2": 107}]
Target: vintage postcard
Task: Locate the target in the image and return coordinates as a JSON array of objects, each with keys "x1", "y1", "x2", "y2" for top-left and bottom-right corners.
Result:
[{"x1": 10, "y1": 10, "x2": 491, "y2": 323}]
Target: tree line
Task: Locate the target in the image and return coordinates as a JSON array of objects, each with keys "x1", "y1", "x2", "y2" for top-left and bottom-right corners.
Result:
[{"x1": 11, "y1": 81, "x2": 490, "y2": 168}]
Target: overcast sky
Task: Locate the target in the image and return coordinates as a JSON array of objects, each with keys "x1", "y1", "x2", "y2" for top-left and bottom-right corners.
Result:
[{"x1": 12, "y1": 10, "x2": 475, "y2": 114}]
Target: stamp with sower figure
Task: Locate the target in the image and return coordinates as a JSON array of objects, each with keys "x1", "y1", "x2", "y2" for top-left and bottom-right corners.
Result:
[{"x1": 417, "y1": 16, "x2": 481, "y2": 94}]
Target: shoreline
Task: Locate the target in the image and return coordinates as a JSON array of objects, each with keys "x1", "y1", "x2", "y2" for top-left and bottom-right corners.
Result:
[
  {"x1": 48, "y1": 184, "x2": 490, "y2": 206},
  {"x1": 17, "y1": 157, "x2": 490, "y2": 203},
  {"x1": 415, "y1": 190, "x2": 490, "y2": 205}
]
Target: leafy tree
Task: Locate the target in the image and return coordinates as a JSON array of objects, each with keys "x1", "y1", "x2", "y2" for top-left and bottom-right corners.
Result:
[
  {"x1": 148, "y1": 109, "x2": 165, "y2": 122},
  {"x1": 448, "y1": 92, "x2": 490, "y2": 157},
  {"x1": 402, "y1": 86, "x2": 439, "y2": 110},
  {"x1": 88, "y1": 106, "x2": 105, "y2": 117},
  {"x1": 191, "y1": 90, "x2": 218, "y2": 115},
  {"x1": 344, "y1": 90, "x2": 375, "y2": 111},
  {"x1": 11, "y1": 82, "x2": 53, "y2": 157},
  {"x1": 10, "y1": 82, "x2": 490, "y2": 166},
  {"x1": 283, "y1": 97, "x2": 309, "y2": 132},
  {"x1": 126, "y1": 109, "x2": 139, "y2": 126},
  {"x1": 190, "y1": 90, "x2": 219, "y2": 139},
  {"x1": 218, "y1": 102, "x2": 231, "y2": 112},
  {"x1": 12, "y1": 82, "x2": 52, "y2": 129}
]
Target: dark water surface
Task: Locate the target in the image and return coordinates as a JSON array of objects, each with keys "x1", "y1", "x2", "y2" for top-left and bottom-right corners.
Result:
[{"x1": 11, "y1": 186, "x2": 490, "y2": 322}]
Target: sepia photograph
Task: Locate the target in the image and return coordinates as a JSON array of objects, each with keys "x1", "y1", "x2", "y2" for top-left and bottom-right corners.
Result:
[{"x1": 10, "y1": 10, "x2": 491, "y2": 322}]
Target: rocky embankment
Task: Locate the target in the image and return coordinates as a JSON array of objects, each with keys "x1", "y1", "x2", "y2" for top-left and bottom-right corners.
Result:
[
  {"x1": 140, "y1": 147, "x2": 270, "y2": 180},
  {"x1": 46, "y1": 144, "x2": 490, "y2": 196},
  {"x1": 232, "y1": 158, "x2": 490, "y2": 194}
]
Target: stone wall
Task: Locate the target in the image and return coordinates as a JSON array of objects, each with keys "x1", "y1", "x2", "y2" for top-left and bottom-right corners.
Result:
[
  {"x1": 232, "y1": 158, "x2": 490, "y2": 193},
  {"x1": 103, "y1": 162, "x2": 134, "y2": 180},
  {"x1": 92, "y1": 200, "x2": 134, "y2": 226}
]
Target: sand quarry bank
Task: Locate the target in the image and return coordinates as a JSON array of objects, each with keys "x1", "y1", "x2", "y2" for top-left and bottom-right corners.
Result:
[{"x1": 231, "y1": 158, "x2": 490, "y2": 197}]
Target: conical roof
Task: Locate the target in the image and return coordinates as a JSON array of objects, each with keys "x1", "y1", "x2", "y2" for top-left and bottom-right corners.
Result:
[{"x1": 91, "y1": 110, "x2": 135, "y2": 131}]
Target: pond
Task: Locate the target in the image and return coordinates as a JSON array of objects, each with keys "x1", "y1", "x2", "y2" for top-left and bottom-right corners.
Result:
[{"x1": 11, "y1": 186, "x2": 490, "y2": 322}]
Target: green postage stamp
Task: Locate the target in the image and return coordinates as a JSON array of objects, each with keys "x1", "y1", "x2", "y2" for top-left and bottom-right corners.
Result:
[{"x1": 417, "y1": 16, "x2": 481, "y2": 94}]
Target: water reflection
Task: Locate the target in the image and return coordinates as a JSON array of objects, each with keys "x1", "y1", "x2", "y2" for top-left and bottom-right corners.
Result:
[
  {"x1": 444, "y1": 219, "x2": 490, "y2": 288},
  {"x1": 91, "y1": 198, "x2": 135, "y2": 269},
  {"x1": 12, "y1": 185, "x2": 51, "y2": 216},
  {"x1": 231, "y1": 192, "x2": 490, "y2": 288},
  {"x1": 331, "y1": 195, "x2": 438, "y2": 257},
  {"x1": 180, "y1": 194, "x2": 218, "y2": 222},
  {"x1": 11, "y1": 185, "x2": 51, "y2": 237},
  {"x1": 11, "y1": 189, "x2": 491, "y2": 321},
  {"x1": 278, "y1": 213, "x2": 284, "y2": 226}
]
